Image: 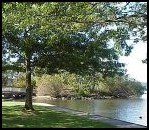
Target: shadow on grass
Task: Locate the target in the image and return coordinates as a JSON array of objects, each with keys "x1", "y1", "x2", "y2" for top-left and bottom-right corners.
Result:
[{"x1": 2, "y1": 105, "x2": 116, "y2": 128}]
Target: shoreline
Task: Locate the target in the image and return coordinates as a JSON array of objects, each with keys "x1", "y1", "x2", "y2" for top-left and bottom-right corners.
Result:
[
  {"x1": 33, "y1": 95, "x2": 142, "y2": 100},
  {"x1": 35, "y1": 102, "x2": 147, "y2": 128},
  {"x1": 2, "y1": 101, "x2": 147, "y2": 128}
]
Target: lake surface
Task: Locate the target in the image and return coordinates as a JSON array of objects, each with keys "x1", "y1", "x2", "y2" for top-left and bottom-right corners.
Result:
[{"x1": 33, "y1": 93, "x2": 147, "y2": 126}]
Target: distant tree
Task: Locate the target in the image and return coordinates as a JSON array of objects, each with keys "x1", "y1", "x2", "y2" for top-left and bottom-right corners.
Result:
[
  {"x1": 13, "y1": 72, "x2": 36, "y2": 88},
  {"x1": 2, "y1": 72, "x2": 9, "y2": 87},
  {"x1": 142, "y1": 58, "x2": 147, "y2": 64},
  {"x1": 2, "y1": 70, "x2": 17, "y2": 87}
]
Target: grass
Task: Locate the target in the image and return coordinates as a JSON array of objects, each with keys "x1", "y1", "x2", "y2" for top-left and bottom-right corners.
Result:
[{"x1": 2, "y1": 101, "x2": 116, "y2": 128}]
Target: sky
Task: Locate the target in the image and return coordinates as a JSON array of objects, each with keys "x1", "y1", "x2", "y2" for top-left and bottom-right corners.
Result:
[{"x1": 119, "y1": 42, "x2": 147, "y2": 83}]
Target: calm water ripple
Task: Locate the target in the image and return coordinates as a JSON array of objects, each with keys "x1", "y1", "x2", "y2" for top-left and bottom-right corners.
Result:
[{"x1": 34, "y1": 93, "x2": 147, "y2": 126}]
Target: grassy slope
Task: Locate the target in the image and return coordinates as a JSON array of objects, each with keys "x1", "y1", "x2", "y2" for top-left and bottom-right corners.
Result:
[{"x1": 2, "y1": 101, "x2": 116, "y2": 128}]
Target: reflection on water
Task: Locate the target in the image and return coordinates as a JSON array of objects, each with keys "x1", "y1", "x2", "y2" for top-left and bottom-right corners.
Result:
[
  {"x1": 141, "y1": 92, "x2": 147, "y2": 99},
  {"x1": 33, "y1": 94, "x2": 147, "y2": 126}
]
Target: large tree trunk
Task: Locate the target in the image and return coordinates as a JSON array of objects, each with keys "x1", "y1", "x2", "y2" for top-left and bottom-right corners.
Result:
[{"x1": 25, "y1": 56, "x2": 34, "y2": 110}]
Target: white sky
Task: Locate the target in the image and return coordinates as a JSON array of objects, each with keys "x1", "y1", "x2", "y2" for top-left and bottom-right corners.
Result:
[{"x1": 119, "y1": 42, "x2": 147, "y2": 82}]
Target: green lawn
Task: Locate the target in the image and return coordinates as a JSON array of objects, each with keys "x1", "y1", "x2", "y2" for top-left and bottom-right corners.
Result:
[{"x1": 2, "y1": 101, "x2": 116, "y2": 128}]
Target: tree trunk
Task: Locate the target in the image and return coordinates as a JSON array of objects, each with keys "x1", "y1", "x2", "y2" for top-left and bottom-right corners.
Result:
[{"x1": 25, "y1": 56, "x2": 34, "y2": 110}]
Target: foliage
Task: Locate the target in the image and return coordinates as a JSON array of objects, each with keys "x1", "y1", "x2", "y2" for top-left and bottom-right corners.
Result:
[
  {"x1": 2, "y1": 70, "x2": 18, "y2": 87},
  {"x1": 2, "y1": 2, "x2": 147, "y2": 109},
  {"x1": 142, "y1": 58, "x2": 147, "y2": 64},
  {"x1": 3, "y1": 2, "x2": 147, "y2": 74},
  {"x1": 13, "y1": 72, "x2": 36, "y2": 88},
  {"x1": 2, "y1": 72, "x2": 9, "y2": 87},
  {"x1": 36, "y1": 74, "x2": 65, "y2": 97},
  {"x1": 35, "y1": 71, "x2": 145, "y2": 98},
  {"x1": 126, "y1": 80, "x2": 146, "y2": 96}
]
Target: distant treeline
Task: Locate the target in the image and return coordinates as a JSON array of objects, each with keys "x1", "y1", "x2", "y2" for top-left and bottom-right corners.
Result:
[{"x1": 11, "y1": 71, "x2": 146, "y2": 99}]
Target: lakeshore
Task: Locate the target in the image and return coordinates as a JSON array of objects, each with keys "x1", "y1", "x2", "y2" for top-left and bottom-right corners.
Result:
[
  {"x1": 2, "y1": 101, "x2": 146, "y2": 128},
  {"x1": 33, "y1": 95, "x2": 147, "y2": 126}
]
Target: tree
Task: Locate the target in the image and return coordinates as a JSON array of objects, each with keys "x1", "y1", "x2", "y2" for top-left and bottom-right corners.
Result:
[
  {"x1": 2, "y1": 2, "x2": 147, "y2": 110},
  {"x1": 2, "y1": 70, "x2": 18, "y2": 87},
  {"x1": 142, "y1": 58, "x2": 147, "y2": 64},
  {"x1": 2, "y1": 72, "x2": 9, "y2": 87},
  {"x1": 13, "y1": 72, "x2": 36, "y2": 88}
]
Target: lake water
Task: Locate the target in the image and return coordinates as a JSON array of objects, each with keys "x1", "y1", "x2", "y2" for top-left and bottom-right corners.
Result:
[{"x1": 33, "y1": 93, "x2": 147, "y2": 126}]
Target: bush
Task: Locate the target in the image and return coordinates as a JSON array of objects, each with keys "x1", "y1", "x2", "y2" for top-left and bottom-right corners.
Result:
[
  {"x1": 35, "y1": 71, "x2": 145, "y2": 98},
  {"x1": 36, "y1": 74, "x2": 65, "y2": 97}
]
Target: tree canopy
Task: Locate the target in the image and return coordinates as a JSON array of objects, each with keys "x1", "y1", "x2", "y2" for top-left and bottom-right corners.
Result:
[{"x1": 2, "y1": 2, "x2": 147, "y2": 110}]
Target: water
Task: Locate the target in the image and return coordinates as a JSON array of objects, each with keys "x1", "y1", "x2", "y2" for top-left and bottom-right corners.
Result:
[{"x1": 33, "y1": 93, "x2": 147, "y2": 126}]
